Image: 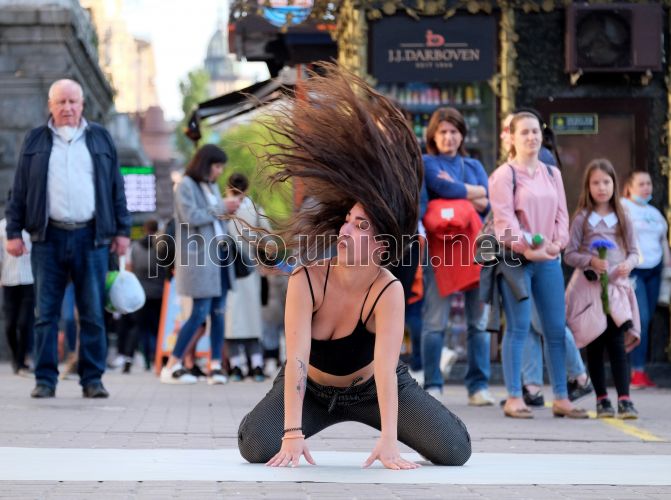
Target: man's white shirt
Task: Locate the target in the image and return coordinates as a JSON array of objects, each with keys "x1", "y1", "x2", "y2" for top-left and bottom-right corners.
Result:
[{"x1": 47, "y1": 118, "x2": 95, "y2": 223}]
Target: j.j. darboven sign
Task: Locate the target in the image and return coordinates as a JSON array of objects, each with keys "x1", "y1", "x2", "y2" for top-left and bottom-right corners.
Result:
[{"x1": 369, "y1": 15, "x2": 496, "y2": 83}]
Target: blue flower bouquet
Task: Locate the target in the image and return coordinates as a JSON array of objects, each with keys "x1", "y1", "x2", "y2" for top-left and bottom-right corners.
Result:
[{"x1": 590, "y1": 239, "x2": 616, "y2": 314}]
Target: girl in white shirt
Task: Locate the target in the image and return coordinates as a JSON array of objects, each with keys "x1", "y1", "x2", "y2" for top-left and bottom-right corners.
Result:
[{"x1": 622, "y1": 170, "x2": 670, "y2": 388}]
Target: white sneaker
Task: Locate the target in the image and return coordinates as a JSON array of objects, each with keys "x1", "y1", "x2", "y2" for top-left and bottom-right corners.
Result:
[
  {"x1": 160, "y1": 366, "x2": 197, "y2": 384},
  {"x1": 16, "y1": 367, "x2": 33, "y2": 378},
  {"x1": 207, "y1": 369, "x2": 229, "y2": 385},
  {"x1": 468, "y1": 389, "x2": 496, "y2": 407},
  {"x1": 440, "y1": 347, "x2": 457, "y2": 380},
  {"x1": 108, "y1": 354, "x2": 126, "y2": 370},
  {"x1": 426, "y1": 386, "x2": 442, "y2": 401},
  {"x1": 265, "y1": 359, "x2": 280, "y2": 376}
]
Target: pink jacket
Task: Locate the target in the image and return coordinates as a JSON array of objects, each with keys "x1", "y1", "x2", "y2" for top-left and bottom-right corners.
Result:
[
  {"x1": 564, "y1": 209, "x2": 641, "y2": 351},
  {"x1": 565, "y1": 271, "x2": 640, "y2": 351},
  {"x1": 489, "y1": 162, "x2": 569, "y2": 254}
]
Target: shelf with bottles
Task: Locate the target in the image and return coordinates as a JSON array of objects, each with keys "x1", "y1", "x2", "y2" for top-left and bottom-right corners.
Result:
[
  {"x1": 377, "y1": 82, "x2": 487, "y2": 113},
  {"x1": 377, "y1": 81, "x2": 497, "y2": 172}
]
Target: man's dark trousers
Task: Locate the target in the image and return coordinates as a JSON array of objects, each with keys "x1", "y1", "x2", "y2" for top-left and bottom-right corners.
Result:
[{"x1": 31, "y1": 224, "x2": 108, "y2": 389}]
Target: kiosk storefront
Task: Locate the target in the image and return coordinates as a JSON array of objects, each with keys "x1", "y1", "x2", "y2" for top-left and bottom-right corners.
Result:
[{"x1": 368, "y1": 13, "x2": 498, "y2": 170}]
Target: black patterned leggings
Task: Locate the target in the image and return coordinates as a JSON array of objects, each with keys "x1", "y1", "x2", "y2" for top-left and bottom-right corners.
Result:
[{"x1": 237, "y1": 363, "x2": 472, "y2": 466}]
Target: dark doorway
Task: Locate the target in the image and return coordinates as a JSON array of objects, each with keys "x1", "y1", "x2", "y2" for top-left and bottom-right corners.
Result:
[{"x1": 535, "y1": 98, "x2": 649, "y2": 214}]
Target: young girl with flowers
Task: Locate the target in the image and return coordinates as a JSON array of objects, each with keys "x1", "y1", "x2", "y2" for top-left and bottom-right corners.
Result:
[{"x1": 564, "y1": 159, "x2": 641, "y2": 419}]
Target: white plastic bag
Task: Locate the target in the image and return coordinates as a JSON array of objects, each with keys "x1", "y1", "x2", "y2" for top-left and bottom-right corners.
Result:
[
  {"x1": 105, "y1": 255, "x2": 146, "y2": 314},
  {"x1": 658, "y1": 267, "x2": 671, "y2": 306}
]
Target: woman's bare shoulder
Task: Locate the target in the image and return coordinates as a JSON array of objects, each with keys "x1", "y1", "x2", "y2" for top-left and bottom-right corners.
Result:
[
  {"x1": 369, "y1": 268, "x2": 404, "y2": 302},
  {"x1": 289, "y1": 258, "x2": 331, "y2": 307},
  {"x1": 291, "y1": 259, "x2": 331, "y2": 280}
]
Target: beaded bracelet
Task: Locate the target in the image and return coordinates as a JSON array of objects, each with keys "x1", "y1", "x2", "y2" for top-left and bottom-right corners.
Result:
[
  {"x1": 281, "y1": 434, "x2": 305, "y2": 441},
  {"x1": 283, "y1": 427, "x2": 302, "y2": 434}
]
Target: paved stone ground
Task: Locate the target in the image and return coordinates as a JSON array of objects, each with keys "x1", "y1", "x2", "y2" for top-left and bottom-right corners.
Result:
[{"x1": 1, "y1": 363, "x2": 671, "y2": 499}]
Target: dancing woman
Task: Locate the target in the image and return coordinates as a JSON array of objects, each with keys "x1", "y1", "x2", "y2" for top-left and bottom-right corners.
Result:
[{"x1": 237, "y1": 63, "x2": 471, "y2": 469}]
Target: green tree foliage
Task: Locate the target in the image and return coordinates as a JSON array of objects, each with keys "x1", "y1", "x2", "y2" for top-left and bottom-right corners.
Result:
[
  {"x1": 176, "y1": 68, "x2": 211, "y2": 160},
  {"x1": 217, "y1": 119, "x2": 293, "y2": 225}
]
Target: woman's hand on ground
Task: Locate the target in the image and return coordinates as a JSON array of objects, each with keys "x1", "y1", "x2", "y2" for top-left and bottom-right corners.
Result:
[
  {"x1": 362, "y1": 438, "x2": 420, "y2": 470},
  {"x1": 266, "y1": 438, "x2": 316, "y2": 468}
]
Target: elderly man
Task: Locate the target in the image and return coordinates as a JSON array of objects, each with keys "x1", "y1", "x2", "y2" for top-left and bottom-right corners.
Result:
[{"x1": 5, "y1": 79, "x2": 130, "y2": 398}]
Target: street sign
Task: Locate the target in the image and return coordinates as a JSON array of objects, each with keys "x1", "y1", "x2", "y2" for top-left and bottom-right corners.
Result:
[
  {"x1": 120, "y1": 165, "x2": 157, "y2": 213},
  {"x1": 550, "y1": 113, "x2": 599, "y2": 135}
]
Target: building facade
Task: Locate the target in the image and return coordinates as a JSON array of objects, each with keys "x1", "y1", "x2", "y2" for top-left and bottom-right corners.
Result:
[
  {"x1": 81, "y1": 0, "x2": 159, "y2": 114},
  {"x1": 335, "y1": 0, "x2": 671, "y2": 367}
]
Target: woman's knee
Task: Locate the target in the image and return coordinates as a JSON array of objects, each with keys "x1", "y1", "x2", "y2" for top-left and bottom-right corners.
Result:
[
  {"x1": 426, "y1": 427, "x2": 472, "y2": 466},
  {"x1": 237, "y1": 414, "x2": 280, "y2": 463},
  {"x1": 406, "y1": 397, "x2": 473, "y2": 466},
  {"x1": 437, "y1": 414, "x2": 472, "y2": 466}
]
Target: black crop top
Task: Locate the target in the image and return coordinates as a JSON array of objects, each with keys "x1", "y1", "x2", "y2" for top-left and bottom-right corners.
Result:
[{"x1": 305, "y1": 261, "x2": 399, "y2": 376}]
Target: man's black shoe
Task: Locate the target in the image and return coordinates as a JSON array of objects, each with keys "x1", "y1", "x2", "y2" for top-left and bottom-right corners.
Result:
[
  {"x1": 82, "y1": 382, "x2": 109, "y2": 398},
  {"x1": 31, "y1": 384, "x2": 55, "y2": 398},
  {"x1": 522, "y1": 386, "x2": 545, "y2": 407}
]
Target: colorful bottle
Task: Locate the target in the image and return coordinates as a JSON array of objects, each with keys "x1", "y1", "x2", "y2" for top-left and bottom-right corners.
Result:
[
  {"x1": 473, "y1": 85, "x2": 481, "y2": 105},
  {"x1": 465, "y1": 85, "x2": 474, "y2": 105}
]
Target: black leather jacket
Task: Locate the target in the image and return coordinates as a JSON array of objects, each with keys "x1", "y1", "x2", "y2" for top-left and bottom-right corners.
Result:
[{"x1": 5, "y1": 122, "x2": 130, "y2": 245}]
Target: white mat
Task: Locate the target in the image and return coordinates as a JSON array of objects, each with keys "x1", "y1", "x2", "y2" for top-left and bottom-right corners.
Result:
[{"x1": 0, "y1": 448, "x2": 669, "y2": 485}]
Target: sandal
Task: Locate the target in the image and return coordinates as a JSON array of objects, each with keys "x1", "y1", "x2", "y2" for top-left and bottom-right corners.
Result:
[
  {"x1": 552, "y1": 405, "x2": 588, "y2": 419},
  {"x1": 504, "y1": 407, "x2": 534, "y2": 419}
]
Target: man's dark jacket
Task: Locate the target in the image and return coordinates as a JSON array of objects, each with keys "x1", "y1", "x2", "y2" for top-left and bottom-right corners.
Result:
[{"x1": 5, "y1": 122, "x2": 131, "y2": 245}]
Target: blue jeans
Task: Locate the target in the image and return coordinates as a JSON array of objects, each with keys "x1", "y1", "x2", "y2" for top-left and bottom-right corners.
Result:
[
  {"x1": 172, "y1": 266, "x2": 230, "y2": 362},
  {"x1": 500, "y1": 259, "x2": 568, "y2": 399},
  {"x1": 522, "y1": 301, "x2": 586, "y2": 385},
  {"x1": 31, "y1": 225, "x2": 109, "y2": 389},
  {"x1": 60, "y1": 282, "x2": 77, "y2": 352},
  {"x1": 421, "y1": 265, "x2": 490, "y2": 393},
  {"x1": 630, "y1": 262, "x2": 663, "y2": 370}
]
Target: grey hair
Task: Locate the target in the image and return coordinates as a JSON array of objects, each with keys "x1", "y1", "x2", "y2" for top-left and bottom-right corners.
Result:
[{"x1": 48, "y1": 79, "x2": 84, "y2": 101}]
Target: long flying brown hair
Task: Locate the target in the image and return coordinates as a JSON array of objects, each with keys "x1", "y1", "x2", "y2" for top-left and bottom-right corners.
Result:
[
  {"x1": 262, "y1": 62, "x2": 423, "y2": 265},
  {"x1": 573, "y1": 158, "x2": 632, "y2": 251}
]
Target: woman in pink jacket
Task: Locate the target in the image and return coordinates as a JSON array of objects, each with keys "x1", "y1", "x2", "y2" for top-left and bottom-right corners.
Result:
[
  {"x1": 564, "y1": 159, "x2": 640, "y2": 419},
  {"x1": 489, "y1": 112, "x2": 586, "y2": 419}
]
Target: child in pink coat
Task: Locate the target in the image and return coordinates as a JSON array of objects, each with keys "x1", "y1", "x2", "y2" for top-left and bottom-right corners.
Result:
[{"x1": 564, "y1": 159, "x2": 640, "y2": 420}]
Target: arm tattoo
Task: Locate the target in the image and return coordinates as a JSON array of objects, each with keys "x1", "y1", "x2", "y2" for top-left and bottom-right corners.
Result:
[{"x1": 296, "y1": 358, "x2": 307, "y2": 399}]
